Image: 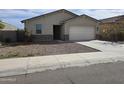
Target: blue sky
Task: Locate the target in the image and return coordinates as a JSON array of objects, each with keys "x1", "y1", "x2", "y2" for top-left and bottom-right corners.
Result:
[{"x1": 0, "y1": 9, "x2": 124, "y2": 29}]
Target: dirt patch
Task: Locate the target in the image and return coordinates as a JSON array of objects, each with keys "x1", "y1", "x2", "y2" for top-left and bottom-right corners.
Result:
[{"x1": 0, "y1": 42, "x2": 99, "y2": 59}]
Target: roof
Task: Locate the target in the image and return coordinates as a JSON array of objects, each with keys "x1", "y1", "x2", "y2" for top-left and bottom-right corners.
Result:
[
  {"x1": 61, "y1": 14, "x2": 99, "y2": 24},
  {"x1": 21, "y1": 9, "x2": 78, "y2": 23},
  {"x1": 81, "y1": 14, "x2": 99, "y2": 22},
  {"x1": 100, "y1": 15, "x2": 124, "y2": 23},
  {"x1": 0, "y1": 21, "x2": 17, "y2": 31}
]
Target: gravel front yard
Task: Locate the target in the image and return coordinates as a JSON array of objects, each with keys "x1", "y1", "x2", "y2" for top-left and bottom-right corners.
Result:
[{"x1": 0, "y1": 42, "x2": 99, "y2": 59}]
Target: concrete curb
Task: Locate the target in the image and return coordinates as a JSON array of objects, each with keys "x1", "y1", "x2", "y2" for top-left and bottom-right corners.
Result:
[{"x1": 0, "y1": 52, "x2": 124, "y2": 78}]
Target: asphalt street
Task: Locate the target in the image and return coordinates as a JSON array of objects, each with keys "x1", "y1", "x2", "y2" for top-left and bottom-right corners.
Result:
[{"x1": 0, "y1": 61, "x2": 124, "y2": 84}]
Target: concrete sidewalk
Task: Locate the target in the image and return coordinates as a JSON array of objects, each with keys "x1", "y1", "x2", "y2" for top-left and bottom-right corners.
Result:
[{"x1": 0, "y1": 51, "x2": 124, "y2": 77}]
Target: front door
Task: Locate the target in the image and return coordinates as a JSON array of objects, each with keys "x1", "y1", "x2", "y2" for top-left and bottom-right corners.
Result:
[{"x1": 53, "y1": 25, "x2": 61, "y2": 40}]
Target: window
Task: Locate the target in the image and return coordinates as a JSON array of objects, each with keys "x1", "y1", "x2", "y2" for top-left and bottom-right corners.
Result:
[{"x1": 36, "y1": 24, "x2": 42, "y2": 34}]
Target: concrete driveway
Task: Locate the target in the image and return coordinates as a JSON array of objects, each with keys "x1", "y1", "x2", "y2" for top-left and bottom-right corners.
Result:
[
  {"x1": 77, "y1": 40, "x2": 124, "y2": 54},
  {"x1": 1, "y1": 61, "x2": 124, "y2": 84}
]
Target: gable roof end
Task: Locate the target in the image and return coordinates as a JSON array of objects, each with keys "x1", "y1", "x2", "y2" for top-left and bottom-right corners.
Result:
[
  {"x1": 82, "y1": 14, "x2": 99, "y2": 22},
  {"x1": 21, "y1": 9, "x2": 78, "y2": 23},
  {"x1": 62, "y1": 14, "x2": 99, "y2": 24}
]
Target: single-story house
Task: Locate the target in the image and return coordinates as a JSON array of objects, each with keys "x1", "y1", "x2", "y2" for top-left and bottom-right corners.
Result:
[
  {"x1": 21, "y1": 9, "x2": 99, "y2": 42},
  {"x1": 0, "y1": 21, "x2": 18, "y2": 42}
]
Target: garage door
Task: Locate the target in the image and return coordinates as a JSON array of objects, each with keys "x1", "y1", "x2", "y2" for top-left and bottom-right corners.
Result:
[{"x1": 69, "y1": 26, "x2": 95, "y2": 41}]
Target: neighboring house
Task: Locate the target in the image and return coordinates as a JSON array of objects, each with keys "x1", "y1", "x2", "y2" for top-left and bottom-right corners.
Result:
[
  {"x1": 0, "y1": 21, "x2": 18, "y2": 42},
  {"x1": 0, "y1": 21, "x2": 17, "y2": 31},
  {"x1": 21, "y1": 9, "x2": 99, "y2": 42},
  {"x1": 100, "y1": 15, "x2": 124, "y2": 32},
  {"x1": 97, "y1": 15, "x2": 124, "y2": 41},
  {"x1": 101, "y1": 15, "x2": 124, "y2": 23}
]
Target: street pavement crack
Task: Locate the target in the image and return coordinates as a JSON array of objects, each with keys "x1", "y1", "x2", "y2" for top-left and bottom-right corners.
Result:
[{"x1": 66, "y1": 75, "x2": 75, "y2": 84}]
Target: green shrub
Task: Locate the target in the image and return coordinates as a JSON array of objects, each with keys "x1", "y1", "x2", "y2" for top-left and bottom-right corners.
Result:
[
  {"x1": 7, "y1": 53, "x2": 19, "y2": 58},
  {"x1": 0, "y1": 22, "x2": 5, "y2": 29},
  {"x1": 97, "y1": 31, "x2": 124, "y2": 42},
  {"x1": 0, "y1": 52, "x2": 19, "y2": 59}
]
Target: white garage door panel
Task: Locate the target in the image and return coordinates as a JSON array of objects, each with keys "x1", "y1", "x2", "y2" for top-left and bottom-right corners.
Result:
[{"x1": 69, "y1": 26, "x2": 95, "y2": 40}]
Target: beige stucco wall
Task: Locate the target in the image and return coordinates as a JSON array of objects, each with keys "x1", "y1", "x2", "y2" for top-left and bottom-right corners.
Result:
[
  {"x1": 63, "y1": 16, "x2": 99, "y2": 35},
  {"x1": 25, "y1": 11, "x2": 76, "y2": 35}
]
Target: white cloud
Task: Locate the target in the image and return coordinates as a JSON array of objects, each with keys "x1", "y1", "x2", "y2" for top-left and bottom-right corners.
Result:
[
  {"x1": 69, "y1": 9, "x2": 124, "y2": 19},
  {"x1": 1, "y1": 9, "x2": 124, "y2": 28}
]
